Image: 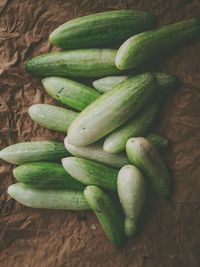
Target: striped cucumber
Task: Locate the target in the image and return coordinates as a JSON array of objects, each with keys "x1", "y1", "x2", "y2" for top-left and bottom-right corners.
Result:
[
  {"x1": 13, "y1": 162, "x2": 85, "y2": 189},
  {"x1": 84, "y1": 185, "x2": 125, "y2": 246},
  {"x1": 126, "y1": 137, "x2": 171, "y2": 197},
  {"x1": 0, "y1": 141, "x2": 69, "y2": 165},
  {"x1": 25, "y1": 49, "x2": 122, "y2": 78},
  {"x1": 42, "y1": 77, "x2": 100, "y2": 111},
  {"x1": 62, "y1": 157, "x2": 118, "y2": 191},
  {"x1": 50, "y1": 10, "x2": 155, "y2": 49},
  {"x1": 68, "y1": 73, "x2": 156, "y2": 146},
  {"x1": 116, "y1": 19, "x2": 200, "y2": 70},
  {"x1": 147, "y1": 133, "x2": 169, "y2": 149},
  {"x1": 28, "y1": 104, "x2": 78, "y2": 133},
  {"x1": 8, "y1": 183, "x2": 90, "y2": 210}
]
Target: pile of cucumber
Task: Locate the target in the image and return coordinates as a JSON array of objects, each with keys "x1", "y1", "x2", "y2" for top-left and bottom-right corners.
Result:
[{"x1": 1, "y1": 10, "x2": 200, "y2": 247}]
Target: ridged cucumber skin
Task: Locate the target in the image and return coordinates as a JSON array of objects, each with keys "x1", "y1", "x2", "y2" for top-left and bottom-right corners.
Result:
[
  {"x1": 117, "y1": 165, "x2": 146, "y2": 237},
  {"x1": 116, "y1": 19, "x2": 200, "y2": 70},
  {"x1": 126, "y1": 137, "x2": 171, "y2": 197},
  {"x1": 50, "y1": 10, "x2": 155, "y2": 49},
  {"x1": 25, "y1": 49, "x2": 122, "y2": 78},
  {"x1": 42, "y1": 77, "x2": 100, "y2": 111},
  {"x1": 0, "y1": 141, "x2": 69, "y2": 165},
  {"x1": 64, "y1": 137, "x2": 129, "y2": 168},
  {"x1": 84, "y1": 185, "x2": 125, "y2": 247},
  {"x1": 13, "y1": 162, "x2": 85, "y2": 190},
  {"x1": 28, "y1": 104, "x2": 78, "y2": 133},
  {"x1": 147, "y1": 133, "x2": 169, "y2": 149},
  {"x1": 62, "y1": 157, "x2": 118, "y2": 191},
  {"x1": 8, "y1": 183, "x2": 90, "y2": 210},
  {"x1": 68, "y1": 73, "x2": 155, "y2": 146}
]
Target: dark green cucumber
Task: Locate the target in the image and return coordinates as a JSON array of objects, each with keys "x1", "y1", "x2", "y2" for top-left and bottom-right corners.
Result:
[
  {"x1": 62, "y1": 157, "x2": 118, "y2": 191},
  {"x1": 0, "y1": 141, "x2": 68, "y2": 165},
  {"x1": 84, "y1": 185, "x2": 125, "y2": 246},
  {"x1": 68, "y1": 73, "x2": 156, "y2": 146},
  {"x1": 42, "y1": 77, "x2": 100, "y2": 111},
  {"x1": 116, "y1": 19, "x2": 200, "y2": 70},
  {"x1": 147, "y1": 133, "x2": 169, "y2": 149},
  {"x1": 28, "y1": 104, "x2": 78, "y2": 133},
  {"x1": 13, "y1": 162, "x2": 85, "y2": 189},
  {"x1": 50, "y1": 10, "x2": 155, "y2": 49},
  {"x1": 25, "y1": 49, "x2": 122, "y2": 78}
]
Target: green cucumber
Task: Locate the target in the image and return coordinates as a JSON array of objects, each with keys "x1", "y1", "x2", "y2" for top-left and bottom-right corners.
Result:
[
  {"x1": 84, "y1": 185, "x2": 125, "y2": 246},
  {"x1": 68, "y1": 73, "x2": 156, "y2": 146},
  {"x1": 62, "y1": 157, "x2": 118, "y2": 191},
  {"x1": 126, "y1": 137, "x2": 171, "y2": 197},
  {"x1": 116, "y1": 19, "x2": 200, "y2": 70},
  {"x1": 147, "y1": 133, "x2": 169, "y2": 149},
  {"x1": 0, "y1": 141, "x2": 68, "y2": 165},
  {"x1": 28, "y1": 104, "x2": 78, "y2": 133},
  {"x1": 117, "y1": 165, "x2": 146, "y2": 237},
  {"x1": 25, "y1": 49, "x2": 122, "y2": 78},
  {"x1": 42, "y1": 77, "x2": 100, "y2": 111},
  {"x1": 13, "y1": 162, "x2": 85, "y2": 189},
  {"x1": 8, "y1": 183, "x2": 90, "y2": 210},
  {"x1": 50, "y1": 10, "x2": 155, "y2": 49}
]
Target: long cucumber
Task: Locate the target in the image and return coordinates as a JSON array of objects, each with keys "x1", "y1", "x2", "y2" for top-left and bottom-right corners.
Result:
[{"x1": 147, "y1": 133, "x2": 169, "y2": 149}]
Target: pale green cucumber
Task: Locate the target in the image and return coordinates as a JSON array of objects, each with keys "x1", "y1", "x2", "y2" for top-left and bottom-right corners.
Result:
[
  {"x1": 64, "y1": 136, "x2": 128, "y2": 168},
  {"x1": 28, "y1": 104, "x2": 78, "y2": 133},
  {"x1": 68, "y1": 73, "x2": 156, "y2": 146},
  {"x1": 42, "y1": 77, "x2": 100, "y2": 111},
  {"x1": 25, "y1": 49, "x2": 122, "y2": 78},
  {"x1": 126, "y1": 137, "x2": 171, "y2": 197},
  {"x1": 0, "y1": 141, "x2": 68, "y2": 165},
  {"x1": 117, "y1": 165, "x2": 146, "y2": 237},
  {"x1": 8, "y1": 183, "x2": 90, "y2": 210},
  {"x1": 62, "y1": 157, "x2": 118, "y2": 191},
  {"x1": 147, "y1": 133, "x2": 169, "y2": 149},
  {"x1": 13, "y1": 162, "x2": 85, "y2": 189},
  {"x1": 84, "y1": 185, "x2": 125, "y2": 246},
  {"x1": 116, "y1": 19, "x2": 200, "y2": 70}
]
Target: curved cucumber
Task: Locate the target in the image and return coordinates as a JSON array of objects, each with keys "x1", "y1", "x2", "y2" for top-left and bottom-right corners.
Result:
[
  {"x1": 13, "y1": 162, "x2": 85, "y2": 189},
  {"x1": 84, "y1": 185, "x2": 125, "y2": 246},
  {"x1": 126, "y1": 137, "x2": 171, "y2": 197},
  {"x1": 0, "y1": 141, "x2": 69, "y2": 165},
  {"x1": 117, "y1": 165, "x2": 146, "y2": 237},
  {"x1": 28, "y1": 104, "x2": 78, "y2": 133},
  {"x1": 147, "y1": 133, "x2": 169, "y2": 149},
  {"x1": 68, "y1": 73, "x2": 155, "y2": 146},
  {"x1": 25, "y1": 49, "x2": 122, "y2": 78},
  {"x1": 8, "y1": 183, "x2": 90, "y2": 210},
  {"x1": 116, "y1": 19, "x2": 200, "y2": 70},
  {"x1": 50, "y1": 10, "x2": 155, "y2": 49},
  {"x1": 62, "y1": 157, "x2": 118, "y2": 191},
  {"x1": 42, "y1": 77, "x2": 100, "y2": 111}
]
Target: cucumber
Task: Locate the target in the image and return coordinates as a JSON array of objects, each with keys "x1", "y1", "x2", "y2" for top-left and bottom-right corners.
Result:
[
  {"x1": 147, "y1": 133, "x2": 169, "y2": 149},
  {"x1": 117, "y1": 165, "x2": 146, "y2": 237},
  {"x1": 0, "y1": 141, "x2": 68, "y2": 165},
  {"x1": 13, "y1": 162, "x2": 85, "y2": 190},
  {"x1": 116, "y1": 19, "x2": 200, "y2": 70},
  {"x1": 84, "y1": 185, "x2": 125, "y2": 246},
  {"x1": 42, "y1": 77, "x2": 100, "y2": 111},
  {"x1": 25, "y1": 49, "x2": 122, "y2": 78},
  {"x1": 68, "y1": 73, "x2": 156, "y2": 146},
  {"x1": 8, "y1": 183, "x2": 90, "y2": 210},
  {"x1": 126, "y1": 137, "x2": 171, "y2": 197},
  {"x1": 28, "y1": 104, "x2": 78, "y2": 133},
  {"x1": 62, "y1": 157, "x2": 118, "y2": 191},
  {"x1": 50, "y1": 10, "x2": 155, "y2": 49}
]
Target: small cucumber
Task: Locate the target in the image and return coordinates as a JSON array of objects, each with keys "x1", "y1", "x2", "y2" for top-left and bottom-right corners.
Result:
[
  {"x1": 84, "y1": 185, "x2": 125, "y2": 246},
  {"x1": 147, "y1": 133, "x2": 169, "y2": 149},
  {"x1": 13, "y1": 162, "x2": 85, "y2": 190},
  {"x1": 126, "y1": 137, "x2": 171, "y2": 197},
  {"x1": 8, "y1": 183, "x2": 90, "y2": 210},
  {"x1": 0, "y1": 141, "x2": 69, "y2": 165},
  {"x1": 68, "y1": 73, "x2": 156, "y2": 146},
  {"x1": 62, "y1": 157, "x2": 118, "y2": 191},
  {"x1": 28, "y1": 104, "x2": 78, "y2": 133},
  {"x1": 117, "y1": 165, "x2": 146, "y2": 237},
  {"x1": 42, "y1": 77, "x2": 100, "y2": 111}
]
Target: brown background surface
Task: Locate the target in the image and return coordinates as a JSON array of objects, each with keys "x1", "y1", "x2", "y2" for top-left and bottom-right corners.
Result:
[{"x1": 0, "y1": 0, "x2": 200, "y2": 266}]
